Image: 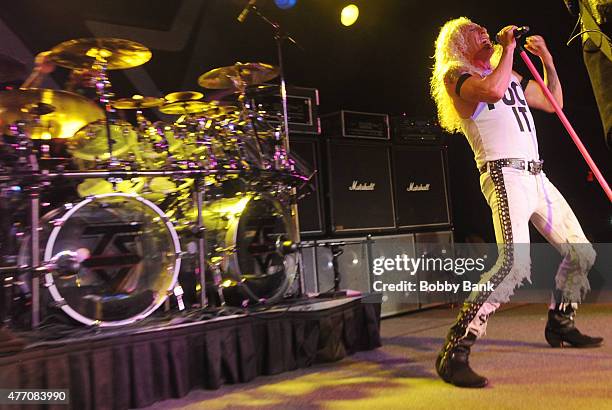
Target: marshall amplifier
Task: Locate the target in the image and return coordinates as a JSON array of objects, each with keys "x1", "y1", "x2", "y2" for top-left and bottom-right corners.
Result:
[
  {"x1": 288, "y1": 136, "x2": 325, "y2": 235},
  {"x1": 392, "y1": 116, "x2": 444, "y2": 145},
  {"x1": 322, "y1": 110, "x2": 390, "y2": 140},
  {"x1": 251, "y1": 85, "x2": 321, "y2": 134},
  {"x1": 393, "y1": 146, "x2": 451, "y2": 228},
  {"x1": 327, "y1": 140, "x2": 396, "y2": 233}
]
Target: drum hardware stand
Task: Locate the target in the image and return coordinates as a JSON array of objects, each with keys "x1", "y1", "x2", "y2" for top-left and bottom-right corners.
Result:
[
  {"x1": 246, "y1": 4, "x2": 305, "y2": 291},
  {"x1": 27, "y1": 177, "x2": 41, "y2": 327},
  {"x1": 0, "y1": 266, "x2": 20, "y2": 325},
  {"x1": 89, "y1": 57, "x2": 117, "y2": 165},
  {"x1": 208, "y1": 255, "x2": 227, "y2": 307},
  {"x1": 165, "y1": 284, "x2": 185, "y2": 312},
  {"x1": 194, "y1": 175, "x2": 209, "y2": 308},
  {"x1": 10, "y1": 111, "x2": 47, "y2": 327}
]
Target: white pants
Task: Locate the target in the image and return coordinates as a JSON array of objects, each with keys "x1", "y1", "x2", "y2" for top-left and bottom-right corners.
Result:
[{"x1": 466, "y1": 167, "x2": 596, "y2": 338}]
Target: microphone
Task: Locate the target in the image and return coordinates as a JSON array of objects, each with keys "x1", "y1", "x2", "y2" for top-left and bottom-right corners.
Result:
[
  {"x1": 237, "y1": 0, "x2": 257, "y2": 23},
  {"x1": 513, "y1": 26, "x2": 530, "y2": 39},
  {"x1": 495, "y1": 26, "x2": 530, "y2": 44}
]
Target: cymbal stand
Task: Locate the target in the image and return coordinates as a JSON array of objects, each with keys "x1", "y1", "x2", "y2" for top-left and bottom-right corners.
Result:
[
  {"x1": 230, "y1": 75, "x2": 266, "y2": 170},
  {"x1": 11, "y1": 115, "x2": 43, "y2": 326},
  {"x1": 90, "y1": 57, "x2": 117, "y2": 164},
  {"x1": 194, "y1": 175, "x2": 209, "y2": 308},
  {"x1": 248, "y1": 4, "x2": 304, "y2": 293}
]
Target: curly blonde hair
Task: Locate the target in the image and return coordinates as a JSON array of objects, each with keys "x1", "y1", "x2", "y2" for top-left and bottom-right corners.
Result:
[{"x1": 430, "y1": 17, "x2": 501, "y2": 133}]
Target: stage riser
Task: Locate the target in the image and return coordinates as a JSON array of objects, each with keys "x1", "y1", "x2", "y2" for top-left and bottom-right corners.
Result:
[{"x1": 0, "y1": 298, "x2": 381, "y2": 410}]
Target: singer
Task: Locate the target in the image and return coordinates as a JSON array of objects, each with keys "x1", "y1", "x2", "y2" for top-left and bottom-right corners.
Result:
[{"x1": 430, "y1": 17, "x2": 603, "y2": 388}]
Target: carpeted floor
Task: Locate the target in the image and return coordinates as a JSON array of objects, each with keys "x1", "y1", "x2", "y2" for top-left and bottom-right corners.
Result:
[{"x1": 143, "y1": 303, "x2": 612, "y2": 410}]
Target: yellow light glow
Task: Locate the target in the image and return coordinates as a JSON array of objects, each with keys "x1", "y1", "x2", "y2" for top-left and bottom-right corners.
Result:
[{"x1": 341, "y1": 4, "x2": 359, "y2": 26}]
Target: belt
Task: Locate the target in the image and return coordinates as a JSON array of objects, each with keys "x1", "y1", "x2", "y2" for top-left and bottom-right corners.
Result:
[{"x1": 479, "y1": 158, "x2": 544, "y2": 175}]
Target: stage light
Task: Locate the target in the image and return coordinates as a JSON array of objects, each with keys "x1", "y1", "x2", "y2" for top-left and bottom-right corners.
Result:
[
  {"x1": 341, "y1": 4, "x2": 359, "y2": 27},
  {"x1": 274, "y1": 0, "x2": 297, "y2": 10}
]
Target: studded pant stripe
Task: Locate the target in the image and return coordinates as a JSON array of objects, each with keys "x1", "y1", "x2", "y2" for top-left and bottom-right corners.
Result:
[{"x1": 440, "y1": 163, "x2": 515, "y2": 362}]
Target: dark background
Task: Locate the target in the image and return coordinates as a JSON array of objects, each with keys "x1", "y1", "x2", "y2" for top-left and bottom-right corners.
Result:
[{"x1": 1, "y1": 0, "x2": 610, "y2": 242}]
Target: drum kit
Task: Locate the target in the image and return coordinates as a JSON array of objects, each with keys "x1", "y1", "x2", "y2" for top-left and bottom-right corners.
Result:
[{"x1": 0, "y1": 38, "x2": 311, "y2": 328}]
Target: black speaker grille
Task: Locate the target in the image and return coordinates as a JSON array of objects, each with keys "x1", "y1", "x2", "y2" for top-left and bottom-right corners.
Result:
[
  {"x1": 393, "y1": 146, "x2": 451, "y2": 228},
  {"x1": 289, "y1": 137, "x2": 324, "y2": 235},
  {"x1": 327, "y1": 141, "x2": 395, "y2": 233}
]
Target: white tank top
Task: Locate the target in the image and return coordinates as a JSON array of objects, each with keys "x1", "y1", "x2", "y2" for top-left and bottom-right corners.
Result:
[{"x1": 460, "y1": 74, "x2": 540, "y2": 169}]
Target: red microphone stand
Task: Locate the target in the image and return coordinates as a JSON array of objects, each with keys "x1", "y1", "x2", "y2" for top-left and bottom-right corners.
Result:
[{"x1": 517, "y1": 36, "x2": 612, "y2": 202}]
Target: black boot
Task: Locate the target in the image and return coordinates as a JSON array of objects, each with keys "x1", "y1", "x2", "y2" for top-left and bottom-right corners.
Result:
[
  {"x1": 545, "y1": 306, "x2": 603, "y2": 348},
  {"x1": 436, "y1": 330, "x2": 488, "y2": 388}
]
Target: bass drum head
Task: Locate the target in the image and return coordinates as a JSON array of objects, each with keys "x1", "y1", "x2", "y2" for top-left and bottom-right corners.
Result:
[
  {"x1": 38, "y1": 193, "x2": 181, "y2": 326},
  {"x1": 204, "y1": 193, "x2": 298, "y2": 304}
]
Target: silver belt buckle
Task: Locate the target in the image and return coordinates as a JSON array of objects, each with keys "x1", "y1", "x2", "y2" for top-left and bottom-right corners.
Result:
[{"x1": 528, "y1": 160, "x2": 543, "y2": 175}]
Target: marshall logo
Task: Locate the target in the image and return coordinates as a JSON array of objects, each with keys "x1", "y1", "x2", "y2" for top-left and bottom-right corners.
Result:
[
  {"x1": 349, "y1": 180, "x2": 376, "y2": 191},
  {"x1": 406, "y1": 182, "x2": 431, "y2": 192}
]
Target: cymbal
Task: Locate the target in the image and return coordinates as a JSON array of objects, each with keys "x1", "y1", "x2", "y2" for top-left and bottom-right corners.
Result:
[
  {"x1": 49, "y1": 38, "x2": 152, "y2": 70},
  {"x1": 158, "y1": 100, "x2": 212, "y2": 115},
  {"x1": 69, "y1": 120, "x2": 136, "y2": 162},
  {"x1": 112, "y1": 95, "x2": 164, "y2": 109},
  {"x1": 0, "y1": 54, "x2": 27, "y2": 83},
  {"x1": 0, "y1": 88, "x2": 105, "y2": 139},
  {"x1": 204, "y1": 105, "x2": 238, "y2": 118},
  {"x1": 164, "y1": 91, "x2": 203, "y2": 103},
  {"x1": 198, "y1": 63, "x2": 279, "y2": 90}
]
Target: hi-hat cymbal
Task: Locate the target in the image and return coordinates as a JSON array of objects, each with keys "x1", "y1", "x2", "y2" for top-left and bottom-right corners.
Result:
[
  {"x1": 0, "y1": 54, "x2": 27, "y2": 83},
  {"x1": 198, "y1": 63, "x2": 279, "y2": 90},
  {"x1": 112, "y1": 95, "x2": 164, "y2": 109},
  {"x1": 0, "y1": 88, "x2": 105, "y2": 139},
  {"x1": 164, "y1": 91, "x2": 204, "y2": 103},
  {"x1": 158, "y1": 100, "x2": 212, "y2": 115},
  {"x1": 49, "y1": 38, "x2": 152, "y2": 70}
]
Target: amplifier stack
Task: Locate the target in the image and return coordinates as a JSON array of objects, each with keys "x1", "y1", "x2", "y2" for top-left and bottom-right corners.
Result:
[
  {"x1": 289, "y1": 104, "x2": 455, "y2": 315},
  {"x1": 290, "y1": 107, "x2": 452, "y2": 237}
]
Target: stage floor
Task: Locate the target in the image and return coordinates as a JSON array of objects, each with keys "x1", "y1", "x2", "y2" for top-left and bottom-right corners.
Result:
[{"x1": 141, "y1": 303, "x2": 612, "y2": 410}]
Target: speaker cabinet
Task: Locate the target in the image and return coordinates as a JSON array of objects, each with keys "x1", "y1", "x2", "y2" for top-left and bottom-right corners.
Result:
[
  {"x1": 327, "y1": 140, "x2": 396, "y2": 233},
  {"x1": 299, "y1": 231, "x2": 455, "y2": 315},
  {"x1": 300, "y1": 243, "x2": 319, "y2": 294},
  {"x1": 289, "y1": 136, "x2": 324, "y2": 236},
  {"x1": 393, "y1": 146, "x2": 451, "y2": 228},
  {"x1": 370, "y1": 234, "x2": 419, "y2": 317},
  {"x1": 414, "y1": 230, "x2": 457, "y2": 306},
  {"x1": 299, "y1": 238, "x2": 371, "y2": 294}
]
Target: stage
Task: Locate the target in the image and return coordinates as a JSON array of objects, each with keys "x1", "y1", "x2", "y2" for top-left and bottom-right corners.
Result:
[
  {"x1": 141, "y1": 303, "x2": 612, "y2": 410},
  {"x1": 0, "y1": 296, "x2": 381, "y2": 410}
]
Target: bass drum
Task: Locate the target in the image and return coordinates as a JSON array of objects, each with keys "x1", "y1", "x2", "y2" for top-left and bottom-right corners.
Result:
[
  {"x1": 201, "y1": 193, "x2": 298, "y2": 304},
  {"x1": 19, "y1": 193, "x2": 181, "y2": 326}
]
